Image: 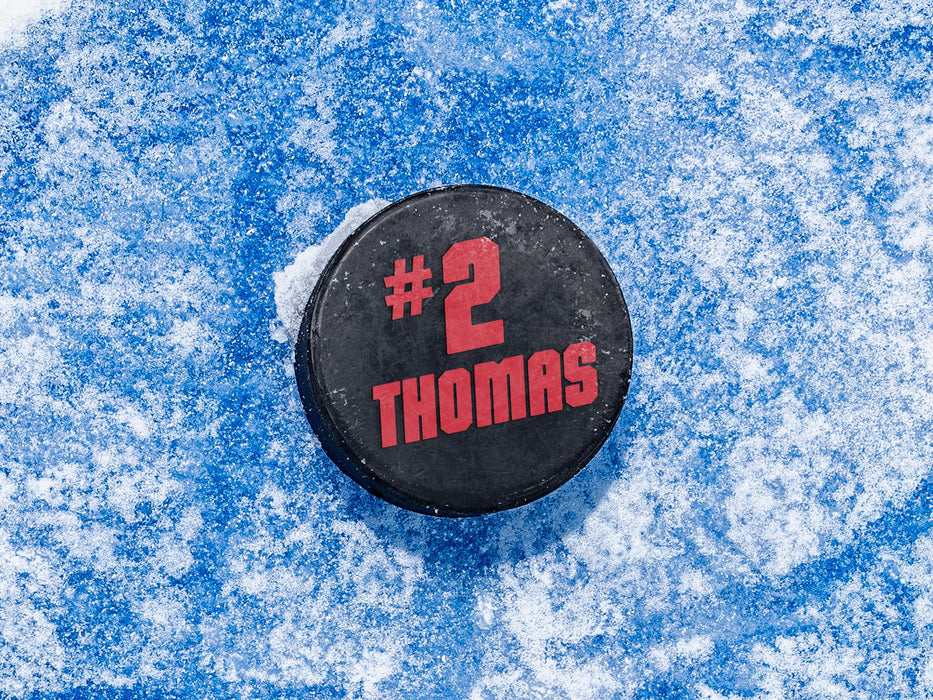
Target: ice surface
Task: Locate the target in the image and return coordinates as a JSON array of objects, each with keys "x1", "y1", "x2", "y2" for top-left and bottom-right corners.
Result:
[{"x1": 1, "y1": 0, "x2": 933, "y2": 697}]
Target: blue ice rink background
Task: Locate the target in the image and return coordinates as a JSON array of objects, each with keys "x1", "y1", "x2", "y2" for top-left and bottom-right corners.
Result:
[{"x1": 2, "y1": 0, "x2": 933, "y2": 697}]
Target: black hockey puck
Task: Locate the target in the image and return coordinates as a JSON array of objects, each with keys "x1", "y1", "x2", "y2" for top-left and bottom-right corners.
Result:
[{"x1": 294, "y1": 185, "x2": 632, "y2": 516}]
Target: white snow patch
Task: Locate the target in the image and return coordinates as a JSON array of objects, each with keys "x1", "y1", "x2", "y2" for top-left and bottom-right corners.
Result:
[
  {"x1": 272, "y1": 198, "x2": 389, "y2": 342},
  {"x1": 210, "y1": 487, "x2": 424, "y2": 693},
  {"x1": 0, "y1": 0, "x2": 69, "y2": 45},
  {"x1": 115, "y1": 405, "x2": 153, "y2": 440},
  {"x1": 164, "y1": 319, "x2": 213, "y2": 358},
  {"x1": 650, "y1": 634, "x2": 715, "y2": 672},
  {"x1": 0, "y1": 331, "x2": 62, "y2": 405}
]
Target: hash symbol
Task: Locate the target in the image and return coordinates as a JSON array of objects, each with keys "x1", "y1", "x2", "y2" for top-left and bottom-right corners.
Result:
[{"x1": 384, "y1": 255, "x2": 434, "y2": 320}]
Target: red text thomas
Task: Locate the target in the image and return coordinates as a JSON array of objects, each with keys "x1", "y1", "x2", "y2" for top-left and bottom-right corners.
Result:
[{"x1": 370, "y1": 341, "x2": 598, "y2": 448}]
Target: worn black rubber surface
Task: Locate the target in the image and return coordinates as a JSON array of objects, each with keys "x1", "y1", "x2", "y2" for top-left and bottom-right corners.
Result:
[{"x1": 295, "y1": 185, "x2": 633, "y2": 516}]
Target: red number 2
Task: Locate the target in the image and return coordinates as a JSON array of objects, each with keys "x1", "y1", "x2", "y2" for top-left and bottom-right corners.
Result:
[{"x1": 443, "y1": 237, "x2": 504, "y2": 355}]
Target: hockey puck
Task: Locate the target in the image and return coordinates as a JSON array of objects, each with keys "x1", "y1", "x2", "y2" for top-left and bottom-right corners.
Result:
[{"x1": 295, "y1": 185, "x2": 633, "y2": 516}]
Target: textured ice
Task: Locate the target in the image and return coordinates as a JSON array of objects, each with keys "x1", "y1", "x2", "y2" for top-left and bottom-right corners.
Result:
[{"x1": 1, "y1": 0, "x2": 933, "y2": 697}]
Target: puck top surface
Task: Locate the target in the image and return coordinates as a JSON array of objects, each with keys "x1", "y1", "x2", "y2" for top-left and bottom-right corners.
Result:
[{"x1": 295, "y1": 185, "x2": 632, "y2": 516}]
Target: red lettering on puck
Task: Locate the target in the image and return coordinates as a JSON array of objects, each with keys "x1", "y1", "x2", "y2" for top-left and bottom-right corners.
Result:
[{"x1": 370, "y1": 341, "x2": 599, "y2": 448}]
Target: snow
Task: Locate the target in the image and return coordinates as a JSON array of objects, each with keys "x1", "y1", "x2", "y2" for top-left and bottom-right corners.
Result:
[
  {"x1": 273, "y1": 198, "x2": 389, "y2": 343},
  {"x1": 0, "y1": 0, "x2": 68, "y2": 45}
]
